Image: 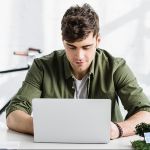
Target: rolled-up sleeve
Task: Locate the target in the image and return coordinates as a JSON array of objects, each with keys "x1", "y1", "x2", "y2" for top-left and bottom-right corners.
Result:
[
  {"x1": 114, "y1": 58, "x2": 150, "y2": 119},
  {"x1": 6, "y1": 59, "x2": 43, "y2": 117}
]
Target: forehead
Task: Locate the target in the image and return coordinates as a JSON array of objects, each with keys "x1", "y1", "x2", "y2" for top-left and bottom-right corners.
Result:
[{"x1": 64, "y1": 32, "x2": 96, "y2": 46}]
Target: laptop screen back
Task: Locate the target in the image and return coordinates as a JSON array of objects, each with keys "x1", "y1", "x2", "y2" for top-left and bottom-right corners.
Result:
[{"x1": 32, "y1": 98, "x2": 111, "y2": 143}]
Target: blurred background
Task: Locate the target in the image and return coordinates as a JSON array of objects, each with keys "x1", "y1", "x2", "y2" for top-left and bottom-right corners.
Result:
[{"x1": 0, "y1": 0, "x2": 150, "y2": 99}]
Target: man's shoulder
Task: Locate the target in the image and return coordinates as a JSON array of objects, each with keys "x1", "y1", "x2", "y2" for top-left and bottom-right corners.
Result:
[
  {"x1": 96, "y1": 48, "x2": 126, "y2": 68},
  {"x1": 35, "y1": 49, "x2": 65, "y2": 63}
]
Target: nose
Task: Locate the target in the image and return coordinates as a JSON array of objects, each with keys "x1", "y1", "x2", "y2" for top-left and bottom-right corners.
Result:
[{"x1": 76, "y1": 49, "x2": 84, "y2": 60}]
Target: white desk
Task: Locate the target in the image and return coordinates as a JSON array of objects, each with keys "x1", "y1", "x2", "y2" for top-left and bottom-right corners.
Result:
[{"x1": 0, "y1": 116, "x2": 142, "y2": 149}]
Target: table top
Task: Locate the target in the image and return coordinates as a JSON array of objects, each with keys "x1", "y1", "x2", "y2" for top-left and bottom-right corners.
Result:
[{"x1": 0, "y1": 120, "x2": 142, "y2": 149}]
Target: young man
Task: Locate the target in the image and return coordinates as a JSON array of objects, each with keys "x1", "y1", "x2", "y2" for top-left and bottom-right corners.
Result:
[{"x1": 6, "y1": 3, "x2": 150, "y2": 139}]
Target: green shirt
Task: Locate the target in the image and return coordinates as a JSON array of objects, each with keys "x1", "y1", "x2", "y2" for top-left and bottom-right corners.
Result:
[{"x1": 6, "y1": 48, "x2": 150, "y2": 121}]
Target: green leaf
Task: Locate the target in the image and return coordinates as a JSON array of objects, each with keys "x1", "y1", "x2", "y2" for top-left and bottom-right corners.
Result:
[
  {"x1": 131, "y1": 123, "x2": 150, "y2": 150},
  {"x1": 135, "y1": 123, "x2": 150, "y2": 137},
  {"x1": 131, "y1": 140, "x2": 150, "y2": 150}
]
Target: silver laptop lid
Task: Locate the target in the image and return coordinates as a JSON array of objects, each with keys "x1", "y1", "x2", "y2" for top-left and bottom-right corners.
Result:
[{"x1": 32, "y1": 98, "x2": 111, "y2": 143}]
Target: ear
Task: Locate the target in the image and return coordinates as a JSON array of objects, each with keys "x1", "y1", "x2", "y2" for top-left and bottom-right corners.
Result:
[{"x1": 96, "y1": 34, "x2": 101, "y2": 48}]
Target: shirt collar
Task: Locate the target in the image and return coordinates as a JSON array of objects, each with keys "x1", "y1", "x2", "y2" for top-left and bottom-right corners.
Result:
[{"x1": 89, "y1": 58, "x2": 95, "y2": 77}]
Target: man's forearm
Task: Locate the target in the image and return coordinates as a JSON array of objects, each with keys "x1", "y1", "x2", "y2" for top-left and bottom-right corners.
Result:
[
  {"x1": 118, "y1": 111, "x2": 150, "y2": 137},
  {"x1": 6, "y1": 110, "x2": 33, "y2": 135}
]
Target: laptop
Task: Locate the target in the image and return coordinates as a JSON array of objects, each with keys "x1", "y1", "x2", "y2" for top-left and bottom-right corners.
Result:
[{"x1": 32, "y1": 98, "x2": 111, "y2": 143}]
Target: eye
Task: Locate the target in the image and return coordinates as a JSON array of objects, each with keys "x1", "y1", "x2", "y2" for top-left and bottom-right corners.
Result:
[
  {"x1": 83, "y1": 46, "x2": 90, "y2": 50},
  {"x1": 68, "y1": 46, "x2": 76, "y2": 50}
]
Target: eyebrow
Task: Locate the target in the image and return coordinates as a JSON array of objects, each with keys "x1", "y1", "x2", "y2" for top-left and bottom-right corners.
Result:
[{"x1": 66, "y1": 43, "x2": 93, "y2": 47}]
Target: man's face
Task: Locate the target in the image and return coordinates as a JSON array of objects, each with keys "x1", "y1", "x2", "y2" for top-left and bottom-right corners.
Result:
[{"x1": 63, "y1": 32, "x2": 100, "y2": 79}]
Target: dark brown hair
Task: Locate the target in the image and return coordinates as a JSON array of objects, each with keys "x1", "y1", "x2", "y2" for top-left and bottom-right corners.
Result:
[{"x1": 61, "y1": 3, "x2": 99, "y2": 43}]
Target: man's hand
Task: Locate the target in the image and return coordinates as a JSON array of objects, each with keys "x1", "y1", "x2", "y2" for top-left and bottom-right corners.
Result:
[
  {"x1": 110, "y1": 121, "x2": 120, "y2": 139},
  {"x1": 110, "y1": 111, "x2": 150, "y2": 140}
]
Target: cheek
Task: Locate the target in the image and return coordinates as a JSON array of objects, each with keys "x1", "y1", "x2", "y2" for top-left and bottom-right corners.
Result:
[{"x1": 66, "y1": 51, "x2": 74, "y2": 60}]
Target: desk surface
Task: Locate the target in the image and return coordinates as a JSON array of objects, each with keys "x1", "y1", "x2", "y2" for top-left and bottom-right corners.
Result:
[{"x1": 0, "y1": 120, "x2": 142, "y2": 149}]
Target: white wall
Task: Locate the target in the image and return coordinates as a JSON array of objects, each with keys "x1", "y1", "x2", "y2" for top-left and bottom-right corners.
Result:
[{"x1": 0, "y1": 0, "x2": 150, "y2": 98}]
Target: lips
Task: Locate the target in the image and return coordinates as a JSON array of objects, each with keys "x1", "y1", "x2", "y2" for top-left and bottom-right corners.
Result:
[{"x1": 75, "y1": 61, "x2": 84, "y2": 65}]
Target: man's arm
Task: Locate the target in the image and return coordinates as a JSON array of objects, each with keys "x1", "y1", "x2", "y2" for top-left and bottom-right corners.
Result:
[
  {"x1": 6, "y1": 110, "x2": 33, "y2": 135},
  {"x1": 6, "y1": 59, "x2": 43, "y2": 135},
  {"x1": 110, "y1": 111, "x2": 150, "y2": 139}
]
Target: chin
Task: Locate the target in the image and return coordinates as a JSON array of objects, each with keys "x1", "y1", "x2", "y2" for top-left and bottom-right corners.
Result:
[{"x1": 78, "y1": 68, "x2": 88, "y2": 73}]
